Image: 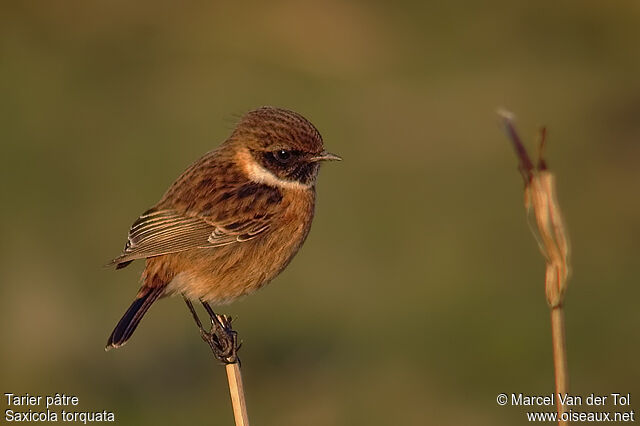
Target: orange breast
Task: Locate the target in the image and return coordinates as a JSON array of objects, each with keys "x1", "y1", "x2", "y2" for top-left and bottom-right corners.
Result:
[{"x1": 145, "y1": 187, "x2": 316, "y2": 304}]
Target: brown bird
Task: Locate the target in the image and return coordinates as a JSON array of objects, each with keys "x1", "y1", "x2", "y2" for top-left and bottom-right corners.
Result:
[{"x1": 106, "y1": 107, "x2": 340, "y2": 354}]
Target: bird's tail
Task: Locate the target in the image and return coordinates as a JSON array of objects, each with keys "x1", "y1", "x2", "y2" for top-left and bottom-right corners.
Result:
[{"x1": 106, "y1": 285, "x2": 165, "y2": 350}]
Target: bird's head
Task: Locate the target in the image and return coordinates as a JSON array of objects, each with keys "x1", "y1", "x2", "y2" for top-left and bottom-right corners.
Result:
[{"x1": 231, "y1": 107, "x2": 341, "y2": 189}]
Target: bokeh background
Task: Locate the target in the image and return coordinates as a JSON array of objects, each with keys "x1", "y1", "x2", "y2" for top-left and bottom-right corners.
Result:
[{"x1": 1, "y1": 1, "x2": 639, "y2": 425}]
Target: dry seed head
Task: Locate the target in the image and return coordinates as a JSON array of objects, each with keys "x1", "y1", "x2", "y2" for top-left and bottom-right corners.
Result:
[
  {"x1": 526, "y1": 172, "x2": 571, "y2": 307},
  {"x1": 500, "y1": 111, "x2": 571, "y2": 308}
]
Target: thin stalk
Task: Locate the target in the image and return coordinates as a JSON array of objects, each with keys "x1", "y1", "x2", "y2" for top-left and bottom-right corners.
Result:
[
  {"x1": 499, "y1": 111, "x2": 572, "y2": 426},
  {"x1": 226, "y1": 363, "x2": 250, "y2": 426},
  {"x1": 551, "y1": 305, "x2": 569, "y2": 425}
]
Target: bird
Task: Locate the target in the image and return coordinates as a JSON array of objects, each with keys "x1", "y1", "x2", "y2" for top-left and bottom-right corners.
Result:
[{"x1": 105, "y1": 106, "x2": 340, "y2": 353}]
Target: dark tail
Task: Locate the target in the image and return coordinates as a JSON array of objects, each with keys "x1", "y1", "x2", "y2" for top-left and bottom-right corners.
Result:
[{"x1": 106, "y1": 286, "x2": 165, "y2": 350}]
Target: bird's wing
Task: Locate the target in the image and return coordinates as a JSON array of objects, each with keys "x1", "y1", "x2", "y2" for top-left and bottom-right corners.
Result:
[{"x1": 109, "y1": 208, "x2": 271, "y2": 268}]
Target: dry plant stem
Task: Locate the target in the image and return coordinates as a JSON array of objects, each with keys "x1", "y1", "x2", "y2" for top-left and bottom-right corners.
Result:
[
  {"x1": 551, "y1": 306, "x2": 569, "y2": 426},
  {"x1": 226, "y1": 363, "x2": 250, "y2": 426},
  {"x1": 499, "y1": 111, "x2": 572, "y2": 426},
  {"x1": 183, "y1": 297, "x2": 250, "y2": 426}
]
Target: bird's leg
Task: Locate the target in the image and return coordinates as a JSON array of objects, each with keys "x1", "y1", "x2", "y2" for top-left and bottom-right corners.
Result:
[
  {"x1": 183, "y1": 295, "x2": 240, "y2": 364},
  {"x1": 184, "y1": 297, "x2": 204, "y2": 329}
]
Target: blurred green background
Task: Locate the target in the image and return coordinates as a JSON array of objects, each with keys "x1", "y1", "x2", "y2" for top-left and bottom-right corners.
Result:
[{"x1": 1, "y1": 1, "x2": 639, "y2": 425}]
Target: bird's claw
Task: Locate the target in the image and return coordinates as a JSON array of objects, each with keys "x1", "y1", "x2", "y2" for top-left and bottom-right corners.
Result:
[{"x1": 200, "y1": 314, "x2": 240, "y2": 364}]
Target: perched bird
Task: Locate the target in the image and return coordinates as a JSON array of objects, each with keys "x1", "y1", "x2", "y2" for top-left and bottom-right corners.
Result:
[{"x1": 106, "y1": 107, "x2": 340, "y2": 351}]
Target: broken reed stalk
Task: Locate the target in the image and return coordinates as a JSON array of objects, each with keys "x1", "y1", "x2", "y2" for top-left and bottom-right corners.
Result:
[
  {"x1": 499, "y1": 110, "x2": 571, "y2": 426},
  {"x1": 226, "y1": 362, "x2": 250, "y2": 426}
]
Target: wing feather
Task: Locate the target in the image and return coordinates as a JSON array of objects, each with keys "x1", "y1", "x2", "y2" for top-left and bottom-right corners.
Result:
[{"x1": 109, "y1": 208, "x2": 271, "y2": 267}]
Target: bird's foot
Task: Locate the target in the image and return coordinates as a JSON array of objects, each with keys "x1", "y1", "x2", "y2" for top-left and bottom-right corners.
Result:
[
  {"x1": 200, "y1": 314, "x2": 240, "y2": 364},
  {"x1": 183, "y1": 296, "x2": 241, "y2": 364}
]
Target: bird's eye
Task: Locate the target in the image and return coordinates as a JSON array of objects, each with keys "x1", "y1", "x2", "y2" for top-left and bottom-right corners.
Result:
[{"x1": 273, "y1": 149, "x2": 292, "y2": 163}]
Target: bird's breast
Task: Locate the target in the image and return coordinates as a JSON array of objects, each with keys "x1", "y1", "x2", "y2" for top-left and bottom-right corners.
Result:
[{"x1": 164, "y1": 187, "x2": 316, "y2": 303}]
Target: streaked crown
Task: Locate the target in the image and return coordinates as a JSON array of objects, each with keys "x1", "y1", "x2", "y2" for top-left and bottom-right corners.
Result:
[{"x1": 231, "y1": 107, "x2": 340, "y2": 187}]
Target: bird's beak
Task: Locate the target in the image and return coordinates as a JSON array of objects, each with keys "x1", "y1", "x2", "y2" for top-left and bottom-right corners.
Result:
[{"x1": 310, "y1": 151, "x2": 342, "y2": 162}]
